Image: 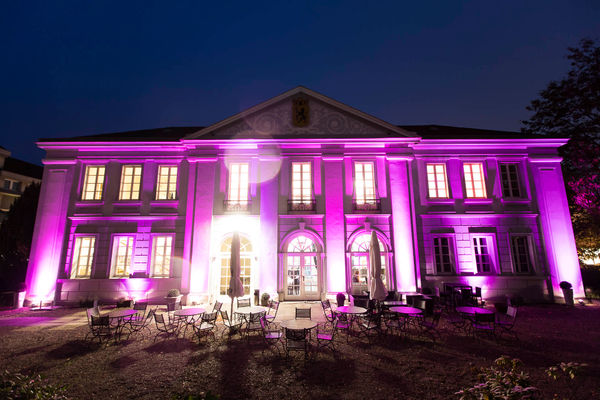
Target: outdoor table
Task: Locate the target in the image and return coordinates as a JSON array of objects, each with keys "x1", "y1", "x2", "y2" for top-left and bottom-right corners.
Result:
[
  {"x1": 404, "y1": 293, "x2": 423, "y2": 306},
  {"x1": 455, "y1": 306, "x2": 493, "y2": 315},
  {"x1": 174, "y1": 307, "x2": 206, "y2": 337},
  {"x1": 106, "y1": 309, "x2": 137, "y2": 341},
  {"x1": 335, "y1": 305, "x2": 367, "y2": 336},
  {"x1": 235, "y1": 306, "x2": 266, "y2": 327},
  {"x1": 280, "y1": 319, "x2": 318, "y2": 330},
  {"x1": 389, "y1": 306, "x2": 423, "y2": 330}
]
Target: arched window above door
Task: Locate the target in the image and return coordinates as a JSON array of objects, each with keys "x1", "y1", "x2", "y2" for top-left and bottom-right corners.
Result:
[{"x1": 287, "y1": 235, "x2": 317, "y2": 253}]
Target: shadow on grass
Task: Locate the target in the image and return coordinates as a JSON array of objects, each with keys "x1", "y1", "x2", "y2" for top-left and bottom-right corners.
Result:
[
  {"x1": 110, "y1": 355, "x2": 138, "y2": 370},
  {"x1": 144, "y1": 338, "x2": 197, "y2": 354},
  {"x1": 46, "y1": 340, "x2": 101, "y2": 359}
]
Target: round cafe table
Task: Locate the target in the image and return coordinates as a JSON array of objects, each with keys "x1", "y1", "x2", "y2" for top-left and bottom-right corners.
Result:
[
  {"x1": 389, "y1": 306, "x2": 423, "y2": 316},
  {"x1": 455, "y1": 306, "x2": 493, "y2": 315},
  {"x1": 236, "y1": 306, "x2": 266, "y2": 315},
  {"x1": 106, "y1": 309, "x2": 138, "y2": 340},
  {"x1": 280, "y1": 319, "x2": 318, "y2": 330},
  {"x1": 174, "y1": 307, "x2": 206, "y2": 336},
  {"x1": 335, "y1": 305, "x2": 367, "y2": 315}
]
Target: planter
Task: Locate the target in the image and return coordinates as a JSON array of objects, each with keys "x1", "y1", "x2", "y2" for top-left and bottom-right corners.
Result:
[
  {"x1": 562, "y1": 288, "x2": 574, "y2": 306},
  {"x1": 164, "y1": 295, "x2": 183, "y2": 305}
]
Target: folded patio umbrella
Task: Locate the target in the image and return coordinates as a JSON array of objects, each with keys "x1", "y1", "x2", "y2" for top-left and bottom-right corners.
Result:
[
  {"x1": 228, "y1": 232, "x2": 245, "y2": 319},
  {"x1": 369, "y1": 230, "x2": 387, "y2": 301}
]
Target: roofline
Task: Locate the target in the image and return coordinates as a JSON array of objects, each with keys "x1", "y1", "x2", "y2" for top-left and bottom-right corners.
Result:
[{"x1": 185, "y1": 86, "x2": 417, "y2": 139}]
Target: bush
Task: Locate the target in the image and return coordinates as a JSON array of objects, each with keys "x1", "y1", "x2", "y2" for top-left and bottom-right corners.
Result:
[
  {"x1": 336, "y1": 292, "x2": 346, "y2": 307},
  {"x1": 167, "y1": 289, "x2": 180, "y2": 298},
  {"x1": 559, "y1": 281, "x2": 572, "y2": 290},
  {"x1": 0, "y1": 370, "x2": 69, "y2": 400},
  {"x1": 260, "y1": 292, "x2": 270, "y2": 306},
  {"x1": 581, "y1": 265, "x2": 600, "y2": 298},
  {"x1": 456, "y1": 356, "x2": 538, "y2": 400}
]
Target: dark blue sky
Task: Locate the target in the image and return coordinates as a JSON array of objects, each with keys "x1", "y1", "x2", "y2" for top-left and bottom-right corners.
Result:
[{"x1": 1, "y1": 1, "x2": 599, "y2": 164}]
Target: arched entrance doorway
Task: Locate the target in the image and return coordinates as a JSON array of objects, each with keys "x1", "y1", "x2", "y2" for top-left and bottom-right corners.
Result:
[{"x1": 284, "y1": 234, "x2": 322, "y2": 300}]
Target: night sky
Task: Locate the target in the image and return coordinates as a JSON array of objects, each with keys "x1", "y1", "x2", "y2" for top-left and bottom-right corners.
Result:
[{"x1": 1, "y1": 1, "x2": 599, "y2": 164}]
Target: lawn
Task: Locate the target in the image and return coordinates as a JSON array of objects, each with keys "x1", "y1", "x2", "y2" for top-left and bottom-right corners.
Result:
[{"x1": 0, "y1": 303, "x2": 599, "y2": 399}]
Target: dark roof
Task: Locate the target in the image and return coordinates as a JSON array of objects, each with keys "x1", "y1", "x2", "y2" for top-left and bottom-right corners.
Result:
[
  {"x1": 399, "y1": 124, "x2": 544, "y2": 139},
  {"x1": 39, "y1": 127, "x2": 203, "y2": 142},
  {"x1": 3, "y1": 157, "x2": 43, "y2": 179},
  {"x1": 38, "y1": 124, "x2": 546, "y2": 143}
]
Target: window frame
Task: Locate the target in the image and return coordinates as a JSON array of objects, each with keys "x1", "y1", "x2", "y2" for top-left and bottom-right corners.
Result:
[
  {"x1": 155, "y1": 165, "x2": 178, "y2": 200},
  {"x1": 509, "y1": 234, "x2": 536, "y2": 274},
  {"x1": 290, "y1": 161, "x2": 313, "y2": 204},
  {"x1": 470, "y1": 234, "x2": 499, "y2": 275},
  {"x1": 353, "y1": 161, "x2": 378, "y2": 206},
  {"x1": 426, "y1": 163, "x2": 450, "y2": 199},
  {"x1": 462, "y1": 162, "x2": 487, "y2": 199},
  {"x1": 149, "y1": 234, "x2": 174, "y2": 278},
  {"x1": 81, "y1": 165, "x2": 106, "y2": 201},
  {"x1": 118, "y1": 164, "x2": 143, "y2": 201},
  {"x1": 70, "y1": 235, "x2": 97, "y2": 279},
  {"x1": 219, "y1": 234, "x2": 253, "y2": 296},
  {"x1": 499, "y1": 163, "x2": 523, "y2": 199},
  {"x1": 109, "y1": 234, "x2": 136, "y2": 278},
  {"x1": 432, "y1": 235, "x2": 456, "y2": 275}
]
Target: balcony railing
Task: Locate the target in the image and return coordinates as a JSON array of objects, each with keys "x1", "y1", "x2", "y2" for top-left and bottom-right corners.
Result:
[
  {"x1": 223, "y1": 199, "x2": 251, "y2": 213},
  {"x1": 288, "y1": 199, "x2": 316, "y2": 212},
  {"x1": 352, "y1": 198, "x2": 381, "y2": 212}
]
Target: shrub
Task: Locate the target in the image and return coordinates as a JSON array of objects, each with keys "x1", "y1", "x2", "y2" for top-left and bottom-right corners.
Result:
[
  {"x1": 456, "y1": 356, "x2": 538, "y2": 400},
  {"x1": 336, "y1": 292, "x2": 346, "y2": 307},
  {"x1": 167, "y1": 289, "x2": 180, "y2": 298},
  {"x1": 559, "y1": 281, "x2": 572, "y2": 290},
  {"x1": 0, "y1": 370, "x2": 69, "y2": 400},
  {"x1": 260, "y1": 292, "x2": 270, "y2": 306}
]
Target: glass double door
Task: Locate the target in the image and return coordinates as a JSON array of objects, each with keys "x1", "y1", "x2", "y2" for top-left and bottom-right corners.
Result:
[{"x1": 286, "y1": 254, "x2": 319, "y2": 300}]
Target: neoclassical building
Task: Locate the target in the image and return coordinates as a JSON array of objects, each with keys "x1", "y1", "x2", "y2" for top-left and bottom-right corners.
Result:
[{"x1": 24, "y1": 87, "x2": 584, "y2": 305}]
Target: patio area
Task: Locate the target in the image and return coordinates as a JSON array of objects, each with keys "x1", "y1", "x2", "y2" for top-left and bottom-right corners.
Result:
[{"x1": 0, "y1": 301, "x2": 599, "y2": 399}]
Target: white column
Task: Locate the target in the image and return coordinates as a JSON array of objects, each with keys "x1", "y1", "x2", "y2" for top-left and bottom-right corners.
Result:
[{"x1": 259, "y1": 158, "x2": 280, "y2": 296}]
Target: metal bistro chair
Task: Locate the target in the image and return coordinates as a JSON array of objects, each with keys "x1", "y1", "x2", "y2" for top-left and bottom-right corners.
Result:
[
  {"x1": 316, "y1": 319, "x2": 339, "y2": 355},
  {"x1": 285, "y1": 327, "x2": 310, "y2": 359},
  {"x1": 496, "y1": 306, "x2": 519, "y2": 340},
  {"x1": 260, "y1": 316, "x2": 283, "y2": 355},
  {"x1": 265, "y1": 300, "x2": 280, "y2": 324},
  {"x1": 86, "y1": 312, "x2": 113, "y2": 343},
  {"x1": 212, "y1": 301, "x2": 223, "y2": 313},
  {"x1": 419, "y1": 309, "x2": 442, "y2": 343},
  {"x1": 245, "y1": 311, "x2": 266, "y2": 340},
  {"x1": 295, "y1": 307, "x2": 312, "y2": 320},
  {"x1": 220, "y1": 310, "x2": 244, "y2": 338},
  {"x1": 321, "y1": 299, "x2": 335, "y2": 324},
  {"x1": 237, "y1": 297, "x2": 251, "y2": 308},
  {"x1": 472, "y1": 312, "x2": 496, "y2": 341},
  {"x1": 193, "y1": 311, "x2": 218, "y2": 344},
  {"x1": 357, "y1": 311, "x2": 382, "y2": 344},
  {"x1": 128, "y1": 308, "x2": 156, "y2": 338},
  {"x1": 154, "y1": 313, "x2": 179, "y2": 341}
]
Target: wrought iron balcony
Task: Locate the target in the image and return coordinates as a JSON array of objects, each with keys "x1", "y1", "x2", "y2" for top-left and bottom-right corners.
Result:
[
  {"x1": 352, "y1": 198, "x2": 381, "y2": 212},
  {"x1": 288, "y1": 199, "x2": 316, "y2": 212},
  {"x1": 223, "y1": 199, "x2": 251, "y2": 213}
]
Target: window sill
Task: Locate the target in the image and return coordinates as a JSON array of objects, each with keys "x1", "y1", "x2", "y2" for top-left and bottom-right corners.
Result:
[
  {"x1": 463, "y1": 198, "x2": 493, "y2": 205},
  {"x1": 424, "y1": 198, "x2": 454, "y2": 205},
  {"x1": 500, "y1": 198, "x2": 531, "y2": 204},
  {"x1": 150, "y1": 200, "x2": 179, "y2": 207},
  {"x1": 114, "y1": 201, "x2": 143, "y2": 206},
  {"x1": 75, "y1": 201, "x2": 104, "y2": 206}
]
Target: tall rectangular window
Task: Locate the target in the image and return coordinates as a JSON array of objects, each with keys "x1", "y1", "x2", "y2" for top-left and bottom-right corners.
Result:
[
  {"x1": 426, "y1": 163, "x2": 449, "y2": 198},
  {"x1": 228, "y1": 163, "x2": 249, "y2": 204},
  {"x1": 512, "y1": 236, "x2": 533, "y2": 273},
  {"x1": 71, "y1": 236, "x2": 95, "y2": 278},
  {"x1": 111, "y1": 236, "x2": 135, "y2": 278},
  {"x1": 500, "y1": 164, "x2": 522, "y2": 198},
  {"x1": 82, "y1": 165, "x2": 105, "y2": 200},
  {"x1": 354, "y1": 161, "x2": 376, "y2": 205},
  {"x1": 473, "y1": 237, "x2": 492, "y2": 273},
  {"x1": 119, "y1": 165, "x2": 142, "y2": 200},
  {"x1": 433, "y1": 237, "x2": 454, "y2": 273},
  {"x1": 463, "y1": 162, "x2": 487, "y2": 198},
  {"x1": 290, "y1": 162, "x2": 312, "y2": 209},
  {"x1": 151, "y1": 236, "x2": 173, "y2": 278},
  {"x1": 156, "y1": 165, "x2": 178, "y2": 200}
]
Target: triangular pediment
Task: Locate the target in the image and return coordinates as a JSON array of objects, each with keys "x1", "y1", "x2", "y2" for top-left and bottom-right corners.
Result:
[{"x1": 185, "y1": 86, "x2": 416, "y2": 140}]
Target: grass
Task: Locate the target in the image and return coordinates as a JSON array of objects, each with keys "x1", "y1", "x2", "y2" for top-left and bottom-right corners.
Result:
[{"x1": 0, "y1": 303, "x2": 599, "y2": 399}]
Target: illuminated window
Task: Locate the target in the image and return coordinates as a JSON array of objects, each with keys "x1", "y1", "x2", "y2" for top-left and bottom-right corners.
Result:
[
  {"x1": 426, "y1": 163, "x2": 449, "y2": 198},
  {"x1": 463, "y1": 162, "x2": 487, "y2": 198},
  {"x1": 111, "y1": 235, "x2": 135, "y2": 278},
  {"x1": 71, "y1": 236, "x2": 95, "y2": 278},
  {"x1": 433, "y1": 237, "x2": 454, "y2": 274},
  {"x1": 291, "y1": 162, "x2": 312, "y2": 204},
  {"x1": 349, "y1": 233, "x2": 387, "y2": 288},
  {"x1": 500, "y1": 164, "x2": 522, "y2": 198},
  {"x1": 354, "y1": 161, "x2": 377, "y2": 205},
  {"x1": 151, "y1": 236, "x2": 173, "y2": 277},
  {"x1": 511, "y1": 236, "x2": 533, "y2": 273},
  {"x1": 155, "y1": 165, "x2": 178, "y2": 200},
  {"x1": 227, "y1": 163, "x2": 249, "y2": 205},
  {"x1": 119, "y1": 165, "x2": 142, "y2": 200},
  {"x1": 219, "y1": 235, "x2": 252, "y2": 296},
  {"x1": 82, "y1": 165, "x2": 105, "y2": 200},
  {"x1": 473, "y1": 237, "x2": 492, "y2": 273}
]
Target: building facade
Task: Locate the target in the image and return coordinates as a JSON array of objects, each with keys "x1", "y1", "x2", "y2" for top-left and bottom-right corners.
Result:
[
  {"x1": 24, "y1": 87, "x2": 585, "y2": 306},
  {"x1": 0, "y1": 147, "x2": 43, "y2": 222}
]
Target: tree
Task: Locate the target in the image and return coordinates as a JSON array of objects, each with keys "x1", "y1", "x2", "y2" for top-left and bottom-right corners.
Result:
[
  {"x1": 0, "y1": 182, "x2": 40, "y2": 290},
  {"x1": 522, "y1": 38, "x2": 600, "y2": 259}
]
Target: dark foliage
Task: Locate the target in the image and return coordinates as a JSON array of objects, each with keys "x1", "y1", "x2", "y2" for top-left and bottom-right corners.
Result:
[
  {"x1": 522, "y1": 38, "x2": 600, "y2": 257},
  {"x1": 0, "y1": 183, "x2": 40, "y2": 291}
]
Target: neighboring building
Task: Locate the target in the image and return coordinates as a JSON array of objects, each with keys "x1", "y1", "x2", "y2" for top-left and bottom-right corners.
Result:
[
  {"x1": 0, "y1": 147, "x2": 43, "y2": 222},
  {"x1": 24, "y1": 87, "x2": 584, "y2": 306}
]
